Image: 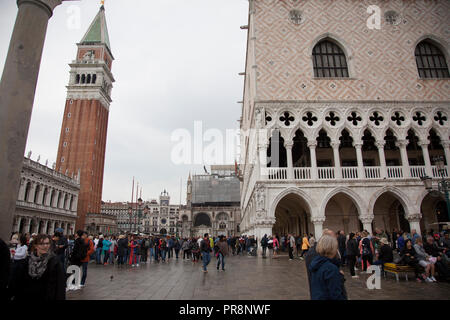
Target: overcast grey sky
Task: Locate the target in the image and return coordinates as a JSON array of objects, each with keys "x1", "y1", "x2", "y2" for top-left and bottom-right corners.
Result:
[{"x1": 0, "y1": 0, "x2": 248, "y2": 204}]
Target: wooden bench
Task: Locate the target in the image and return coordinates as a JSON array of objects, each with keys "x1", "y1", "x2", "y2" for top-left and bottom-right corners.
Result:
[{"x1": 383, "y1": 263, "x2": 423, "y2": 282}]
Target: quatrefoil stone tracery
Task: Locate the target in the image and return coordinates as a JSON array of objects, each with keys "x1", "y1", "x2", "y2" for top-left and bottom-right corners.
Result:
[
  {"x1": 391, "y1": 112, "x2": 405, "y2": 126},
  {"x1": 279, "y1": 111, "x2": 295, "y2": 126},
  {"x1": 412, "y1": 111, "x2": 426, "y2": 126},
  {"x1": 434, "y1": 111, "x2": 447, "y2": 126},
  {"x1": 369, "y1": 111, "x2": 384, "y2": 126},
  {"x1": 347, "y1": 112, "x2": 362, "y2": 126},
  {"x1": 302, "y1": 112, "x2": 318, "y2": 126},
  {"x1": 325, "y1": 112, "x2": 340, "y2": 126}
]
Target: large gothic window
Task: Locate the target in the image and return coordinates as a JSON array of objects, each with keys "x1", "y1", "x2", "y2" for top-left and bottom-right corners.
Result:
[
  {"x1": 312, "y1": 40, "x2": 349, "y2": 78},
  {"x1": 415, "y1": 40, "x2": 449, "y2": 78}
]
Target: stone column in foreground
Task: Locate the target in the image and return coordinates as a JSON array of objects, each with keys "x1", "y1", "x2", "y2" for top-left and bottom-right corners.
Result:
[{"x1": 0, "y1": 0, "x2": 62, "y2": 241}]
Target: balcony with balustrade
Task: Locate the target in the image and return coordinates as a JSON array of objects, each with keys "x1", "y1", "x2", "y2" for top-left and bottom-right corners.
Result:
[{"x1": 261, "y1": 127, "x2": 450, "y2": 184}]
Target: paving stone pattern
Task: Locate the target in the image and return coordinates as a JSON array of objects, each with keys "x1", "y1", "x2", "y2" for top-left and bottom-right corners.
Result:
[{"x1": 67, "y1": 253, "x2": 450, "y2": 300}]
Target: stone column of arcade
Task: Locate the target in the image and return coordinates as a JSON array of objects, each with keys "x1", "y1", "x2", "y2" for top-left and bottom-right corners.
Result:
[
  {"x1": 331, "y1": 142, "x2": 342, "y2": 179},
  {"x1": 285, "y1": 142, "x2": 294, "y2": 179},
  {"x1": 308, "y1": 141, "x2": 318, "y2": 180},
  {"x1": 407, "y1": 213, "x2": 422, "y2": 235},
  {"x1": 396, "y1": 140, "x2": 411, "y2": 178},
  {"x1": 0, "y1": 0, "x2": 63, "y2": 242},
  {"x1": 311, "y1": 216, "x2": 325, "y2": 238},
  {"x1": 360, "y1": 216, "x2": 374, "y2": 235},
  {"x1": 419, "y1": 141, "x2": 433, "y2": 177},
  {"x1": 354, "y1": 142, "x2": 364, "y2": 179},
  {"x1": 376, "y1": 141, "x2": 387, "y2": 178}
]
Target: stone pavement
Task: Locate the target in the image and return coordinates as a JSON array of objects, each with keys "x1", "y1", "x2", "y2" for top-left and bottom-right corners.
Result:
[{"x1": 67, "y1": 253, "x2": 450, "y2": 300}]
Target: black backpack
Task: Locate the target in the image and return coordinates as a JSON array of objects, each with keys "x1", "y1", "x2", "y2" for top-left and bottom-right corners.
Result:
[{"x1": 70, "y1": 239, "x2": 87, "y2": 266}]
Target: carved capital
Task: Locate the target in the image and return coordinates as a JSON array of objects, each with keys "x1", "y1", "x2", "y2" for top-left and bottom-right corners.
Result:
[
  {"x1": 418, "y1": 140, "x2": 429, "y2": 147},
  {"x1": 330, "y1": 142, "x2": 340, "y2": 149},
  {"x1": 395, "y1": 139, "x2": 408, "y2": 148},
  {"x1": 407, "y1": 213, "x2": 422, "y2": 222},
  {"x1": 360, "y1": 215, "x2": 374, "y2": 224},
  {"x1": 311, "y1": 216, "x2": 326, "y2": 224},
  {"x1": 375, "y1": 141, "x2": 385, "y2": 149},
  {"x1": 18, "y1": 0, "x2": 63, "y2": 18},
  {"x1": 307, "y1": 141, "x2": 317, "y2": 148},
  {"x1": 284, "y1": 141, "x2": 294, "y2": 149},
  {"x1": 353, "y1": 141, "x2": 363, "y2": 148}
]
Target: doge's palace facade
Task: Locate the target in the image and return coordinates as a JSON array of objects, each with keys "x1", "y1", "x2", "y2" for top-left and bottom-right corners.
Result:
[{"x1": 239, "y1": 0, "x2": 450, "y2": 241}]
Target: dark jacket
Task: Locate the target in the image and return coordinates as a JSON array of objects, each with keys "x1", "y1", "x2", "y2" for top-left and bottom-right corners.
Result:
[
  {"x1": 117, "y1": 238, "x2": 128, "y2": 256},
  {"x1": 346, "y1": 238, "x2": 359, "y2": 256},
  {"x1": 0, "y1": 238, "x2": 10, "y2": 301},
  {"x1": 378, "y1": 244, "x2": 394, "y2": 263},
  {"x1": 309, "y1": 255, "x2": 347, "y2": 300},
  {"x1": 14, "y1": 255, "x2": 66, "y2": 300},
  {"x1": 305, "y1": 243, "x2": 319, "y2": 294},
  {"x1": 56, "y1": 236, "x2": 68, "y2": 256},
  {"x1": 337, "y1": 235, "x2": 346, "y2": 250},
  {"x1": 400, "y1": 246, "x2": 417, "y2": 265},
  {"x1": 70, "y1": 237, "x2": 87, "y2": 266},
  {"x1": 200, "y1": 239, "x2": 211, "y2": 253},
  {"x1": 217, "y1": 241, "x2": 229, "y2": 256},
  {"x1": 424, "y1": 242, "x2": 442, "y2": 257}
]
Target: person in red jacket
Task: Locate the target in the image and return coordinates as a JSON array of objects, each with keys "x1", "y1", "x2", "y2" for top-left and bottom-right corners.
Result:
[{"x1": 80, "y1": 232, "x2": 95, "y2": 287}]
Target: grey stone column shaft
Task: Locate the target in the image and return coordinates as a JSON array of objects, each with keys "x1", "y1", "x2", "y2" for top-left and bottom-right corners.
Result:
[{"x1": 0, "y1": 0, "x2": 61, "y2": 241}]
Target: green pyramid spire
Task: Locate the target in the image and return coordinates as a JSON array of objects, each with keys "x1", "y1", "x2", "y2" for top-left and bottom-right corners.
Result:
[{"x1": 80, "y1": 5, "x2": 111, "y2": 52}]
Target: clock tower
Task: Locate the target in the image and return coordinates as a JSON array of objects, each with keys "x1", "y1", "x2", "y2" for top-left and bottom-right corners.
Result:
[{"x1": 56, "y1": 5, "x2": 114, "y2": 231}]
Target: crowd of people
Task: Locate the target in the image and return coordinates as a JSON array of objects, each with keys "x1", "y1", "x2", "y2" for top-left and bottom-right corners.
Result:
[
  {"x1": 304, "y1": 228, "x2": 450, "y2": 300},
  {"x1": 2, "y1": 226, "x2": 449, "y2": 301}
]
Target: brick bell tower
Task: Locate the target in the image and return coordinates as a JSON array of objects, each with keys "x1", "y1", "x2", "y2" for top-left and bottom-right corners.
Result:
[{"x1": 56, "y1": 5, "x2": 114, "y2": 231}]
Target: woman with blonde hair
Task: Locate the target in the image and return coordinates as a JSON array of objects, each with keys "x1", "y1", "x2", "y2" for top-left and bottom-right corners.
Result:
[{"x1": 309, "y1": 235, "x2": 347, "y2": 300}]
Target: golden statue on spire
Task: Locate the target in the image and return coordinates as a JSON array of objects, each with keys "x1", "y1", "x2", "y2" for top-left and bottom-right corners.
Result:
[{"x1": 101, "y1": 0, "x2": 105, "y2": 5}]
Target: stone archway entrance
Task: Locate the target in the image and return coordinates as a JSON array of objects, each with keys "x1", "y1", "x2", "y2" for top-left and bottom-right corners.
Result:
[
  {"x1": 421, "y1": 193, "x2": 448, "y2": 233},
  {"x1": 324, "y1": 192, "x2": 361, "y2": 234},
  {"x1": 373, "y1": 192, "x2": 409, "y2": 233},
  {"x1": 193, "y1": 213, "x2": 212, "y2": 237},
  {"x1": 273, "y1": 193, "x2": 311, "y2": 237}
]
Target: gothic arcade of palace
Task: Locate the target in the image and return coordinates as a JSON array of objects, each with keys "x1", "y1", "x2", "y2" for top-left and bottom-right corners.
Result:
[{"x1": 239, "y1": 0, "x2": 450, "y2": 240}]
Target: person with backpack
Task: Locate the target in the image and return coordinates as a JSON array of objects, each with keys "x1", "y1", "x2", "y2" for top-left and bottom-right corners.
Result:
[
  {"x1": 261, "y1": 234, "x2": 268, "y2": 258},
  {"x1": 216, "y1": 235, "x2": 229, "y2": 271},
  {"x1": 159, "y1": 238, "x2": 168, "y2": 262},
  {"x1": 191, "y1": 238, "x2": 200, "y2": 262},
  {"x1": 359, "y1": 231, "x2": 374, "y2": 272},
  {"x1": 182, "y1": 238, "x2": 190, "y2": 260},
  {"x1": 70, "y1": 230, "x2": 87, "y2": 267}
]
